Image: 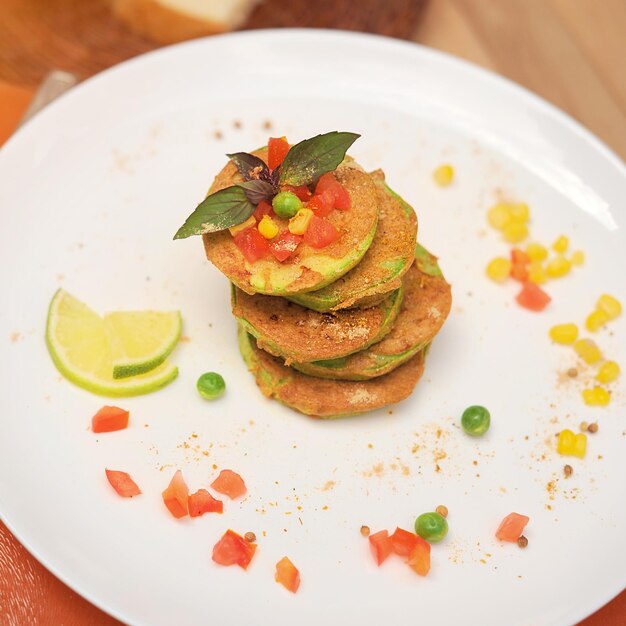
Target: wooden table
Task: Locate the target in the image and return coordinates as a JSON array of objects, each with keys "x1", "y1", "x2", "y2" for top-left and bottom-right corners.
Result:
[{"x1": 0, "y1": 1, "x2": 624, "y2": 624}]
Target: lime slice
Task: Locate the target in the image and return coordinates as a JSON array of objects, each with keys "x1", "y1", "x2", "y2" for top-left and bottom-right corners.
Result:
[
  {"x1": 105, "y1": 310, "x2": 182, "y2": 379},
  {"x1": 46, "y1": 289, "x2": 178, "y2": 397}
]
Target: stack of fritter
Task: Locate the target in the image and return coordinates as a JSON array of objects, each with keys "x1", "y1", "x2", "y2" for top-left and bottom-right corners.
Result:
[{"x1": 202, "y1": 157, "x2": 451, "y2": 418}]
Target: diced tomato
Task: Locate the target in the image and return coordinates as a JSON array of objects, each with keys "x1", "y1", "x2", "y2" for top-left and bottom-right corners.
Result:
[
  {"x1": 92, "y1": 406, "x2": 129, "y2": 433},
  {"x1": 270, "y1": 231, "x2": 302, "y2": 262},
  {"x1": 316, "y1": 172, "x2": 351, "y2": 210},
  {"x1": 510, "y1": 248, "x2": 529, "y2": 266},
  {"x1": 495, "y1": 512, "x2": 529, "y2": 542},
  {"x1": 407, "y1": 537, "x2": 431, "y2": 576},
  {"x1": 510, "y1": 263, "x2": 529, "y2": 282},
  {"x1": 516, "y1": 281, "x2": 551, "y2": 311},
  {"x1": 233, "y1": 227, "x2": 270, "y2": 263},
  {"x1": 306, "y1": 191, "x2": 334, "y2": 217},
  {"x1": 105, "y1": 469, "x2": 141, "y2": 498},
  {"x1": 275, "y1": 556, "x2": 301, "y2": 593},
  {"x1": 212, "y1": 529, "x2": 257, "y2": 569},
  {"x1": 188, "y1": 489, "x2": 223, "y2": 517},
  {"x1": 211, "y1": 469, "x2": 247, "y2": 499},
  {"x1": 303, "y1": 215, "x2": 340, "y2": 249},
  {"x1": 390, "y1": 527, "x2": 419, "y2": 557},
  {"x1": 282, "y1": 184, "x2": 312, "y2": 202},
  {"x1": 162, "y1": 469, "x2": 189, "y2": 518},
  {"x1": 369, "y1": 530, "x2": 393, "y2": 566},
  {"x1": 268, "y1": 136, "x2": 290, "y2": 170},
  {"x1": 253, "y1": 200, "x2": 275, "y2": 222}
]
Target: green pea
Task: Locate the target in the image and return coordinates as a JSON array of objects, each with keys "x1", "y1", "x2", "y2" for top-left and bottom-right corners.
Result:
[
  {"x1": 461, "y1": 405, "x2": 490, "y2": 436},
  {"x1": 415, "y1": 512, "x2": 448, "y2": 543},
  {"x1": 272, "y1": 191, "x2": 302, "y2": 219},
  {"x1": 197, "y1": 372, "x2": 225, "y2": 400}
]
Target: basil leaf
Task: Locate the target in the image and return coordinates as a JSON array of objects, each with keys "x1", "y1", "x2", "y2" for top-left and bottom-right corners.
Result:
[
  {"x1": 237, "y1": 180, "x2": 275, "y2": 205},
  {"x1": 173, "y1": 186, "x2": 255, "y2": 239},
  {"x1": 279, "y1": 131, "x2": 360, "y2": 186},
  {"x1": 227, "y1": 152, "x2": 270, "y2": 181}
]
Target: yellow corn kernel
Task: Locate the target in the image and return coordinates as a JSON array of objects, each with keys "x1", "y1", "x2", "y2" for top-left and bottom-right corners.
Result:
[
  {"x1": 585, "y1": 309, "x2": 609, "y2": 332},
  {"x1": 433, "y1": 164, "x2": 454, "y2": 187},
  {"x1": 597, "y1": 361, "x2": 620, "y2": 384},
  {"x1": 546, "y1": 255, "x2": 572, "y2": 279},
  {"x1": 486, "y1": 257, "x2": 512, "y2": 282},
  {"x1": 509, "y1": 202, "x2": 530, "y2": 223},
  {"x1": 570, "y1": 250, "x2": 585, "y2": 266},
  {"x1": 582, "y1": 386, "x2": 611, "y2": 407},
  {"x1": 573, "y1": 338, "x2": 602, "y2": 364},
  {"x1": 557, "y1": 429, "x2": 587, "y2": 458},
  {"x1": 596, "y1": 294, "x2": 622, "y2": 320},
  {"x1": 502, "y1": 221, "x2": 528, "y2": 243},
  {"x1": 228, "y1": 215, "x2": 256, "y2": 236},
  {"x1": 528, "y1": 261, "x2": 547, "y2": 284},
  {"x1": 549, "y1": 323, "x2": 578, "y2": 345},
  {"x1": 258, "y1": 215, "x2": 279, "y2": 239},
  {"x1": 552, "y1": 235, "x2": 569, "y2": 254},
  {"x1": 526, "y1": 242, "x2": 548, "y2": 262},
  {"x1": 487, "y1": 202, "x2": 513, "y2": 230},
  {"x1": 288, "y1": 208, "x2": 314, "y2": 236}
]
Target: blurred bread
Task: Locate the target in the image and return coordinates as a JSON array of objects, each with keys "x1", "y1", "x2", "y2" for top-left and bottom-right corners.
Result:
[{"x1": 112, "y1": 0, "x2": 261, "y2": 43}]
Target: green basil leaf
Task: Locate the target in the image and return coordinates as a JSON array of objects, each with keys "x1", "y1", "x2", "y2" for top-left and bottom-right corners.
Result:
[
  {"x1": 173, "y1": 186, "x2": 255, "y2": 239},
  {"x1": 227, "y1": 152, "x2": 270, "y2": 181},
  {"x1": 238, "y1": 180, "x2": 275, "y2": 205},
  {"x1": 279, "y1": 131, "x2": 360, "y2": 186}
]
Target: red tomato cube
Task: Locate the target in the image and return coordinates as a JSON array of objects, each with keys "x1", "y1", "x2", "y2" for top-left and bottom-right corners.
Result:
[
  {"x1": 307, "y1": 192, "x2": 334, "y2": 217},
  {"x1": 211, "y1": 469, "x2": 247, "y2": 499},
  {"x1": 303, "y1": 215, "x2": 340, "y2": 249},
  {"x1": 407, "y1": 536, "x2": 431, "y2": 576},
  {"x1": 233, "y1": 227, "x2": 270, "y2": 263},
  {"x1": 390, "y1": 527, "x2": 419, "y2": 557},
  {"x1": 316, "y1": 172, "x2": 350, "y2": 210},
  {"x1": 275, "y1": 556, "x2": 301, "y2": 593},
  {"x1": 270, "y1": 231, "x2": 302, "y2": 262},
  {"x1": 212, "y1": 529, "x2": 257, "y2": 569},
  {"x1": 105, "y1": 469, "x2": 141, "y2": 498},
  {"x1": 268, "y1": 136, "x2": 290, "y2": 170},
  {"x1": 162, "y1": 469, "x2": 189, "y2": 518},
  {"x1": 188, "y1": 489, "x2": 223, "y2": 517},
  {"x1": 253, "y1": 200, "x2": 275, "y2": 222},
  {"x1": 92, "y1": 406, "x2": 129, "y2": 433},
  {"x1": 495, "y1": 512, "x2": 529, "y2": 542},
  {"x1": 516, "y1": 281, "x2": 551, "y2": 311},
  {"x1": 369, "y1": 529, "x2": 393, "y2": 566}
]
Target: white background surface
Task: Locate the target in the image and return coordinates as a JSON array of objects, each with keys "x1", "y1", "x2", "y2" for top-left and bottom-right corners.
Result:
[{"x1": 0, "y1": 30, "x2": 624, "y2": 626}]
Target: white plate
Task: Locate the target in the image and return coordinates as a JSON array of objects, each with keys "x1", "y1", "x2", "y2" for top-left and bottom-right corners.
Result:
[{"x1": 0, "y1": 30, "x2": 625, "y2": 626}]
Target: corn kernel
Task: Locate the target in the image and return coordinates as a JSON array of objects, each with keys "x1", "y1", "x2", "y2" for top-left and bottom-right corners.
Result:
[
  {"x1": 552, "y1": 235, "x2": 569, "y2": 254},
  {"x1": 288, "y1": 208, "x2": 314, "y2": 236},
  {"x1": 528, "y1": 261, "x2": 547, "y2": 284},
  {"x1": 549, "y1": 323, "x2": 578, "y2": 345},
  {"x1": 597, "y1": 361, "x2": 620, "y2": 384},
  {"x1": 485, "y1": 257, "x2": 512, "y2": 282},
  {"x1": 487, "y1": 202, "x2": 513, "y2": 230},
  {"x1": 509, "y1": 202, "x2": 530, "y2": 223},
  {"x1": 582, "y1": 386, "x2": 611, "y2": 406},
  {"x1": 433, "y1": 164, "x2": 454, "y2": 187},
  {"x1": 596, "y1": 294, "x2": 622, "y2": 320},
  {"x1": 585, "y1": 309, "x2": 609, "y2": 332},
  {"x1": 546, "y1": 255, "x2": 572, "y2": 278},
  {"x1": 228, "y1": 215, "x2": 256, "y2": 236},
  {"x1": 557, "y1": 429, "x2": 587, "y2": 458},
  {"x1": 526, "y1": 242, "x2": 548, "y2": 262},
  {"x1": 570, "y1": 250, "x2": 585, "y2": 266},
  {"x1": 502, "y1": 221, "x2": 528, "y2": 243},
  {"x1": 258, "y1": 215, "x2": 279, "y2": 239},
  {"x1": 573, "y1": 338, "x2": 602, "y2": 364}
]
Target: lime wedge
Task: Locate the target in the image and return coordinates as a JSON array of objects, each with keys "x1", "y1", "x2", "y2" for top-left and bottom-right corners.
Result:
[
  {"x1": 105, "y1": 310, "x2": 182, "y2": 379},
  {"x1": 46, "y1": 289, "x2": 178, "y2": 397}
]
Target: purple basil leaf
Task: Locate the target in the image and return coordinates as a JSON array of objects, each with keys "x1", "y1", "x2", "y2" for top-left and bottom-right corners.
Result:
[
  {"x1": 227, "y1": 152, "x2": 270, "y2": 181},
  {"x1": 237, "y1": 180, "x2": 276, "y2": 205}
]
